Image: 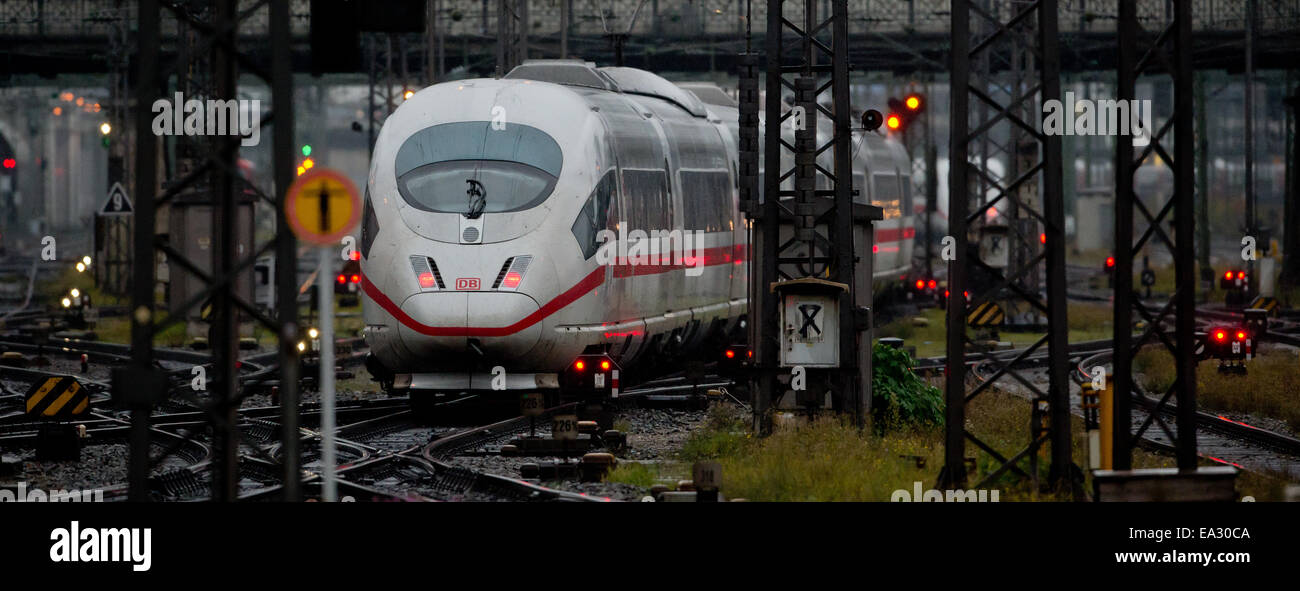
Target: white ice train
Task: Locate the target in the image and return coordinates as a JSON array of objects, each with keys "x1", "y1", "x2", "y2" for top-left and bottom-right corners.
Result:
[{"x1": 359, "y1": 61, "x2": 914, "y2": 402}]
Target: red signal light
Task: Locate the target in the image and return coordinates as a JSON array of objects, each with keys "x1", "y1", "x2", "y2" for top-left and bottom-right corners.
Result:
[
  {"x1": 600, "y1": 360, "x2": 611, "y2": 370},
  {"x1": 747, "y1": 350, "x2": 753, "y2": 358},
  {"x1": 336, "y1": 274, "x2": 346, "y2": 284},
  {"x1": 502, "y1": 272, "x2": 522, "y2": 289},
  {"x1": 944, "y1": 290, "x2": 950, "y2": 298},
  {"x1": 905, "y1": 95, "x2": 921, "y2": 110},
  {"x1": 574, "y1": 360, "x2": 585, "y2": 371},
  {"x1": 1105, "y1": 257, "x2": 1115, "y2": 268},
  {"x1": 1039, "y1": 233, "x2": 1047, "y2": 244},
  {"x1": 725, "y1": 349, "x2": 736, "y2": 359},
  {"x1": 1, "y1": 158, "x2": 14, "y2": 169},
  {"x1": 350, "y1": 274, "x2": 361, "y2": 284},
  {"x1": 885, "y1": 114, "x2": 902, "y2": 130},
  {"x1": 417, "y1": 272, "x2": 437, "y2": 288}
]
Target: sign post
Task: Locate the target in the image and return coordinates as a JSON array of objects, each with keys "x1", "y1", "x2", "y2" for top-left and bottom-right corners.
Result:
[{"x1": 285, "y1": 168, "x2": 361, "y2": 502}]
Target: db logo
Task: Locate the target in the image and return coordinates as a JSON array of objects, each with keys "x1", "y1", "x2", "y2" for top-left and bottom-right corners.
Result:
[{"x1": 455, "y1": 278, "x2": 480, "y2": 290}]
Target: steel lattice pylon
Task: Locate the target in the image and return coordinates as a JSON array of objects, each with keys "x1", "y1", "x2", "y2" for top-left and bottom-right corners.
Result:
[
  {"x1": 122, "y1": 0, "x2": 299, "y2": 502},
  {"x1": 943, "y1": 0, "x2": 1074, "y2": 492},
  {"x1": 745, "y1": 0, "x2": 873, "y2": 434},
  {"x1": 1111, "y1": 0, "x2": 1199, "y2": 470}
]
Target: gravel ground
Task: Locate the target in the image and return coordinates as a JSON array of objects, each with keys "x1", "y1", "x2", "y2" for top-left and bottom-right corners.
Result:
[
  {"x1": 616, "y1": 407, "x2": 708, "y2": 460},
  {"x1": 2, "y1": 443, "x2": 191, "y2": 493}
]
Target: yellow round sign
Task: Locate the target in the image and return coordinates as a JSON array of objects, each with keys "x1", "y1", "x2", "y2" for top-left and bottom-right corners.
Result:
[{"x1": 285, "y1": 168, "x2": 362, "y2": 245}]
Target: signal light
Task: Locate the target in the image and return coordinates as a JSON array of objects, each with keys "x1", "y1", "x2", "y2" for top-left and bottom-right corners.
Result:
[
  {"x1": 1, "y1": 158, "x2": 14, "y2": 169},
  {"x1": 1039, "y1": 233, "x2": 1047, "y2": 245},
  {"x1": 502, "y1": 271, "x2": 522, "y2": 289},
  {"x1": 99, "y1": 122, "x2": 112, "y2": 135},
  {"x1": 302, "y1": 158, "x2": 315, "y2": 170},
  {"x1": 885, "y1": 114, "x2": 902, "y2": 130},
  {"x1": 1105, "y1": 257, "x2": 1115, "y2": 268},
  {"x1": 296, "y1": 166, "x2": 306, "y2": 176},
  {"x1": 574, "y1": 360, "x2": 585, "y2": 371},
  {"x1": 301, "y1": 145, "x2": 312, "y2": 157}
]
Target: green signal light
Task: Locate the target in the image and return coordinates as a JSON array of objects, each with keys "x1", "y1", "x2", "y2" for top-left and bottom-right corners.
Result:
[{"x1": 301, "y1": 145, "x2": 312, "y2": 156}]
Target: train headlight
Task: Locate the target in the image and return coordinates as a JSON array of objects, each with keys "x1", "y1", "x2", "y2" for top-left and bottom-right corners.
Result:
[
  {"x1": 61, "y1": 297, "x2": 71, "y2": 308},
  {"x1": 494, "y1": 255, "x2": 533, "y2": 291},
  {"x1": 409, "y1": 256, "x2": 443, "y2": 291}
]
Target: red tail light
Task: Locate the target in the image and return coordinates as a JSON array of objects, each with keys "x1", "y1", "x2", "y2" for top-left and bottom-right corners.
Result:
[
  {"x1": 600, "y1": 360, "x2": 611, "y2": 370},
  {"x1": 725, "y1": 349, "x2": 735, "y2": 359},
  {"x1": 417, "y1": 272, "x2": 436, "y2": 288},
  {"x1": 574, "y1": 360, "x2": 585, "y2": 371},
  {"x1": 1236, "y1": 331, "x2": 1246, "y2": 340},
  {"x1": 350, "y1": 274, "x2": 361, "y2": 284},
  {"x1": 1039, "y1": 233, "x2": 1047, "y2": 244},
  {"x1": 336, "y1": 274, "x2": 346, "y2": 284},
  {"x1": 1224, "y1": 271, "x2": 1233, "y2": 280},
  {"x1": 915, "y1": 279, "x2": 925, "y2": 290},
  {"x1": 502, "y1": 272, "x2": 522, "y2": 288},
  {"x1": 1214, "y1": 330, "x2": 1226, "y2": 342},
  {"x1": 747, "y1": 350, "x2": 753, "y2": 358},
  {"x1": 1106, "y1": 257, "x2": 1115, "y2": 268},
  {"x1": 928, "y1": 279, "x2": 937, "y2": 289},
  {"x1": 1237, "y1": 271, "x2": 1245, "y2": 280}
]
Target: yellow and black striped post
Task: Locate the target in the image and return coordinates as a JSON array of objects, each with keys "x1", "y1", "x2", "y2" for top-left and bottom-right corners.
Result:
[
  {"x1": 25, "y1": 376, "x2": 90, "y2": 418},
  {"x1": 966, "y1": 301, "x2": 1005, "y2": 327}
]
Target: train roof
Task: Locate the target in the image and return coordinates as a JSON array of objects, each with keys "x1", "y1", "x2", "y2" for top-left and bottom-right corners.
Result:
[{"x1": 504, "y1": 60, "x2": 709, "y2": 118}]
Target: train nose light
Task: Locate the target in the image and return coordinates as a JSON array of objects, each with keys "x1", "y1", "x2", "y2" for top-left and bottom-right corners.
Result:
[
  {"x1": 495, "y1": 255, "x2": 533, "y2": 291},
  {"x1": 410, "y1": 256, "x2": 442, "y2": 291}
]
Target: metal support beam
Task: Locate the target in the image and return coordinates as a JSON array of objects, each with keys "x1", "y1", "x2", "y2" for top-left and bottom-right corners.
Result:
[
  {"x1": 748, "y1": 0, "x2": 868, "y2": 432},
  {"x1": 943, "y1": 0, "x2": 1074, "y2": 493},
  {"x1": 1113, "y1": 0, "x2": 1199, "y2": 470}
]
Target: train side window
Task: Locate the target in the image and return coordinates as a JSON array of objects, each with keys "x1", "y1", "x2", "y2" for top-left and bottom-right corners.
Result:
[
  {"x1": 622, "y1": 169, "x2": 669, "y2": 232},
  {"x1": 898, "y1": 170, "x2": 913, "y2": 217},
  {"x1": 570, "y1": 171, "x2": 617, "y2": 259},
  {"x1": 871, "y1": 173, "x2": 901, "y2": 219},
  {"x1": 680, "y1": 170, "x2": 730, "y2": 232}
]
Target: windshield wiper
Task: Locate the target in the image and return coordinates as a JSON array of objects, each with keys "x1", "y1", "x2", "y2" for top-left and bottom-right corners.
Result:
[{"x1": 465, "y1": 179, "x2": 486, "y2": 219}]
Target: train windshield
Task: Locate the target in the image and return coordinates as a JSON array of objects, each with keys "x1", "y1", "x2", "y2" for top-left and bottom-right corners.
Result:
[{"x1": 394, "y1": 122, "x2": 563, "y2": 214}]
